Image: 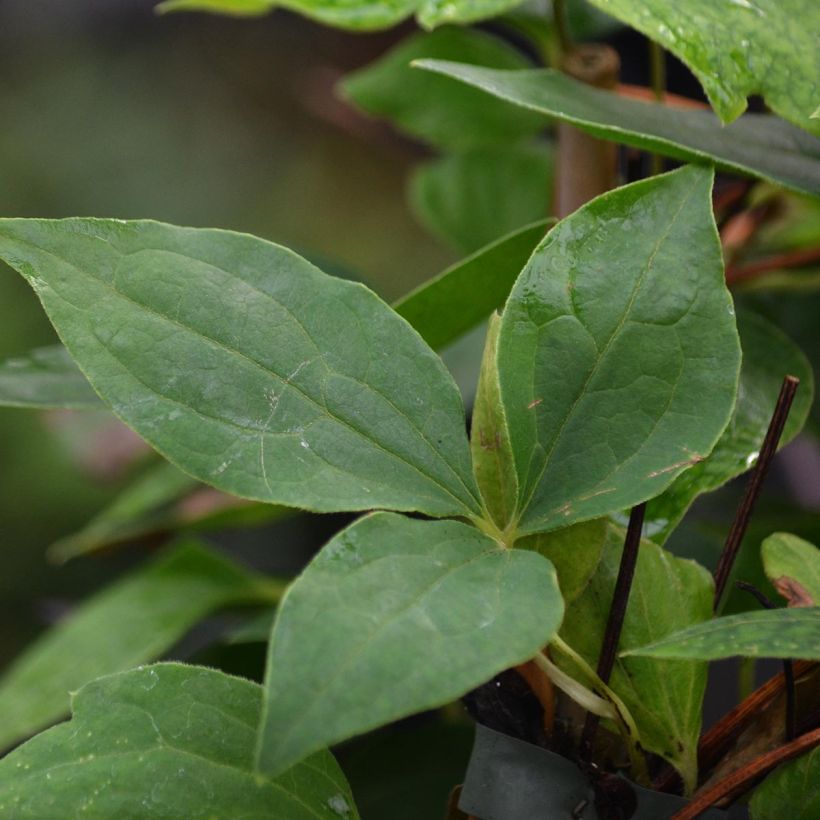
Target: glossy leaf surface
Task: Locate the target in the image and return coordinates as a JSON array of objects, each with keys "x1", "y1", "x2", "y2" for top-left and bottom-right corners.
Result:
[
  {"x1": 559, "y1": 525, "x2": 713, "y2": 791},
  {"x1": 496, "y1": 166, "x2": 740, "y2": 535},
  {"x1": 257, "y1": 512, "x2": 563, "y2": 776},
  {"x1": 0, "y1": 345, "x2": 102, "y2": 409},
  {"x1": 0, "y1": 218, "x2": 480, "y2": 518},
  {"x1": 625, "y1": 608, "x2": 820, "y2": 660},
  {"x1": 0, "y1": 664, "x2": 359, "y2": 819},
  {"x1": 395, "y1": 219, "x2": 551, "y2": 351},
  {"x1": 0, "y1": 542, "x2": 277, "y2": 751},
  {"x1": 409, "y1": 143, "x2": 553, "y2": 254},
  {"x1": 588, "y1": 0, "x2": 820, "y2": 135},
  {"x1": 645, "y1": 310, "x2": 814, "y2": 543},
  {"x1": 749, "y1": 746, "x2": 820, "y2": 820},
  {"x1": 341, "y1": 29, "x2": 542, "y2": 150},
  {"x1": 414, "y1": 62, "x2": 820, "y2": 197},
  {"x1": 762, "y1": 532, "x2": 820, "y2": 607}
]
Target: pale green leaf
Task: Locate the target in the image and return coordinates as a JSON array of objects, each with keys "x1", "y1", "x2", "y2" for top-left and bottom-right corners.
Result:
[
  {"x1": 395, "y1": 219, "x2": 551, "y2": 351},
  {"x1": 750, "y1": 747, "x2": 820, "y2": 819},
  {"x1": 409, "y1": 143, "x2": 553, "y2": 254},
  {"x1": 496, "y1": 165, "x2": 740, "y2": 535},
  {"x1": 645, "y1": 310, "x2": 814, "y2": 543},
  {"x1": 762, "y1": 532, "x2": 820, "y2": 607},
  {"x1": 413, "y1": 62, "x2": 820, "y2": 197},
  {"x1": 560, "y1": 525, "x2": 713, "y2": 791},
  {"x1": 587, "y1": 0, "x2": 820, "y2": 135},
  {"x1": 0, "y1": 664, "x2": 359, "y2": 819},
  {"x1": 0, "y1": 541, "x2": 279, "y2": 751},
  {"x1": 257, "y1": 512, "x2": 563, "y2": 777},
  {"x1": 0, "y1": 218, "x2": 480, "y2": 519},
  {"x1": 341, "y1": 29, "x2": 543, "y2": 150},
  {"x1": 0, "y1": 345, "x2": 102, "y2": 409},
  {"x1": 625, "y1": 608, "x2": 820, "y2": 660}
]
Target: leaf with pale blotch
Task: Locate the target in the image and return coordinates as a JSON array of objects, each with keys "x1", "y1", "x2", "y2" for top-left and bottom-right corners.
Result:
[
  {"x1": 587, "y1": 0, "x2": 820, "y2": 135},
  {"x1": 341, "y1": 29, "x2": 543, "y2": 150},
  {"x1": 0, "y1": 541, "x2": 279, "y2": 751},
  {"x1": 496, "y1": 166, "x2": 740, "y2": 536},
  {"x1": 0, "y1": 218, "x2": 481, "y2": 519},
  {"x1": 0, "y1": 664, "x2": 359, "y2": 819},
  {"x1": 645, "y1": 310, "x2": 814, "y2": 543},
  {"x1": 750, "y1": 747, "x2": 820, "y2": 819},
  {"x1": 413, "y1": 62, "x2": 820, "y2": 197},
  {"x1": 560, "y1": 525, "x2": 713, "y2": 792},
  {"x1": 0, "y1": 345, "x2": 102, "y2": 409},
  {"x1": 625, "y1": 608, "x2": 820, "y2": 661},
  {"x1": 257, "y1": 512, "x2": 563, "y2": 777},
  {"x1": 762, "y1": 533, "x2": 820, "y2": 607}
]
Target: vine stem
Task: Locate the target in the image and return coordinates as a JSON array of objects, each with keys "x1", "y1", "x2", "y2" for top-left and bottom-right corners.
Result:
[
  {"x1": 712, "y1": 375, "x2": 800, "y2": 610},
  {"x1": 552, "y1": 0, "x2": 573, "y2": 56}
]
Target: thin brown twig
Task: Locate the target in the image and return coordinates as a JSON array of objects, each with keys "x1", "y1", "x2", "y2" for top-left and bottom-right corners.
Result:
[
  {"x1": 712, "y1": 376, "x2": 800, "y2": 610},
  {"x1": 726, "y1": 246, "x2": 820, "y2": 285},
  {"x1": 579, "y1": 503, "x2": 646, "y2": 760},
  {"x1": 670, "y1": 727, "x2": 820, "y2": 820}
]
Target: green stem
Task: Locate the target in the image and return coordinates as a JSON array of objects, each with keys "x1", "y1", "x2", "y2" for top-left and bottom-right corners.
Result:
[
  {"x1": 738, "y1": 656, "x2": 756, "y2": 700},
  {"x1": 649, "y1": 39, "x2": 666, "y2": 176},
  {"x1": 553, "y1": 0, "x2": 573, "y2": 58}
]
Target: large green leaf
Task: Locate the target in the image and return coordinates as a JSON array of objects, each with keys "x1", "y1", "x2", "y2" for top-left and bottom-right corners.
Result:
[
  {"x1": 0, "y1": 218, "x2": 481, "y2": 519},
  {"x1": 0, "y1": 664, "x2": 359, "y2": 819},
  {"x1": 625, "y1": 608, "x2": 820, "y2": 661},
  {"x1": 256, "y1": 512, "x2": 563, "y2": 777},
  {"x1": 0, "y1": 541, "x2": 279, "y2": 751},
  {"x1": 495, "y1": 165, "x2": 740, "y2": 535},
  {"x1": 750, "y1": 747, "x2": 820, "y2": 819},
  {"x1": 0, "y1": 345, "x2": 102, "y2": 409},
  {"x1": 341, "y1": 29, "x2": 543, "y2": 150},
  {"x1": 645, "y1": 310, "x2": 814, "y2": 543},
  {"x1": 395, "y1": 219, "x2": 551, "y2": 351},
  {"x1": 762, "y1": 532, "x2": 820, "y2": 607},
  {"x1": 587, "y1": 0, "x2": 820, "y2": 135},
  {"x1": 409, "y1": 143, "x2": 553, "y2": 254},
  {"x1": 560, "y1": 525, "x2": 713, "y2": 791},
  {"x1": 414, "y1": 62, "x2": 820, "y2": 197}
]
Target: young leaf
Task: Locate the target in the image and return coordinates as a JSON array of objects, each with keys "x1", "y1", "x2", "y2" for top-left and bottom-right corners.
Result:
[
  {"x1": 0, "y1": 664, "x2": 359, "y2": 819},
  {"x1": 761, "y1": 533, "x2": 820, "y2": 607},
  {"x1": 394, "y1": 219, "x2": 551, "y2": 351},
  {"x1": 0, "y1": 345, "x2": 103, "y2": 409},
  {"x1": 341, "y1": 28, "x2": 543, "y2": 150},
  {"x1": 749, "y1": 746, "x2": 820, "y2": 819},
  {"x1": 0, "y1": 541, "x2": 280, "y2": 751},
  {"x1": 624, "y1": 608, "x2": 820, "y2": 661},
  {"x1": 645, "y1": 310, "x2": 814, "y2": 543},
  {"x1": 413, "y1": 62, "x2": 820, "y2": 198},
  {"x1": 470, "y1": 313, "x2": 518, "y2": 531},
  {"x1": 559, "y1": 525, "x2": 713, "y2": 791},
  {"x1": 587, "y1": 0, "x2": 820, "y2": 135},
  {"x1": 0, "y1": 218, "x2": 481, "y2": 519},
  {"x1": 256, "y1": 512, "x2": 563, "y2": 777},
  {"x1": 409, "y1": 143, "x2": 553, "y2": 254},
  {"x1": 496, "y1": 165, "x2": 740, "y2": 535}
]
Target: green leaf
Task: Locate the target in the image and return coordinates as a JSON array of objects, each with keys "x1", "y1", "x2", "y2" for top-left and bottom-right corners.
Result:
[
  {"x1": 560, "y1": 525, "x2": 713, "y2": 791},
  {"x1": 413, "y1": 62, "x2": 820, "y2": 197},
  {"x1": 0, "y1": 345, "x2": 103, "y2": 409},
  {"x1": 625, "y1": 608, "x2": 820, "y2": 661},
  {"x1": 157, "y1": 0, "x2": 273, "y2": 15},
  {"x1": 0, "y1": 663, "x2": 359, "y2": 819},
  {"x1": 395, "y1": 219, "x2": 551, "y2": 351},
  {"x1": 470, "y1": 313, "x2": 518, "y2": 531},
  {"x1": 495, "y1": 165, "x2": 740, "y2": 535},
  {"x1": 0, "y1": 541, "x2": 279, "y2": 751},
  {"x1": 0, "y1": 218, "x2": 481, "y2": 519},
  {"x1": 587, "y1": 0, "x2": 820, "y2": 135},
  {"x1": 645, "y1": 310, "x2": 814, "y2": 543},
  {"x1": 762, "y1": 532, "x2": 820, "y2": 607},
  {"x1": 750, "y1": 747, "x2": 820, "y2": 819},
  {"x1": 409, "y1": 143, "x2": 553, "y2": 254},
  {"x1": 341, "y1": 29, "x2": 543, "y2": 150},
  {"x1": 256, "y1": 512, "x2": 563, "y2": 777}
]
